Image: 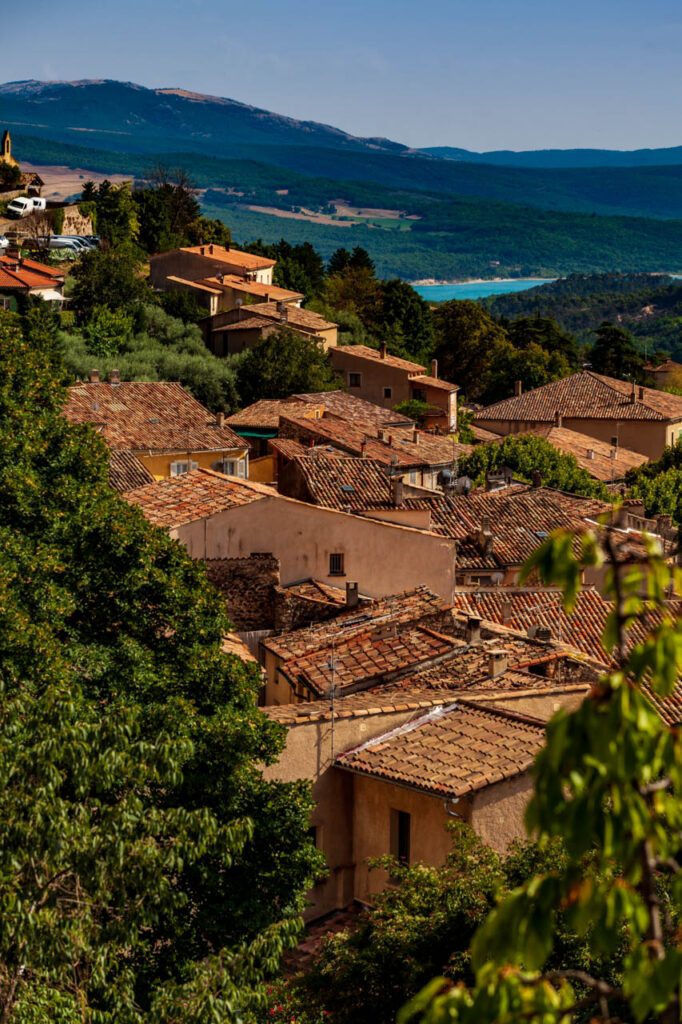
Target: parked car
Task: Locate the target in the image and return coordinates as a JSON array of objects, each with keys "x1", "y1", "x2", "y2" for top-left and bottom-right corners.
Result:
[
  {"x1": 6, "y1": 197, "x2": 34, "y2": 218},
  {"x1": 0, "y1": 235, "x2": 8, "y2": 250},
  {"x1": 30, "y1": 197, "x2": 46, "y2": 212},
  {"x1": 48, "y1": 238, "x2": 86, "y2": 253}
]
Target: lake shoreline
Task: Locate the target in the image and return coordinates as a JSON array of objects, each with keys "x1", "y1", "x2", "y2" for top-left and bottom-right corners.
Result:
[{"x1": 409, "y1": 276, "x2": 556, "y2": 286}]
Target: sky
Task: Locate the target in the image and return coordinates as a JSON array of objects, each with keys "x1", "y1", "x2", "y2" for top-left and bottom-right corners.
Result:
[{"x1": 2, "y1": 0, "x2": 682, "y2": 151}]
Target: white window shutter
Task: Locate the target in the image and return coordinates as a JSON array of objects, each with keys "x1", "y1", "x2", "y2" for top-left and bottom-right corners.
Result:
[
  {"x1": 237, "y1": 459, "x2": 246, "y2": 478},
  {"x1": 190, "y1": 461, "x2": 199, "y2": 471}
]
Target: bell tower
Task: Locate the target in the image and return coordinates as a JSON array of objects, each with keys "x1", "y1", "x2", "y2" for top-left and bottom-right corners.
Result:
[{"x1": 1, "y1": 130, "x2": 19, "y2": 168}]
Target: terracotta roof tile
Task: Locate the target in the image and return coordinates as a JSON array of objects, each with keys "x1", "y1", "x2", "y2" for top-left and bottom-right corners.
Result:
[
  {"x1": 108, "y1": 450, "x2": 155, "y2": 493},
  {"x1": 333, "y1": 344, "x2": 426, "y2": 374},
  {"x1": 180, "y1": 244, "x2": 276, "y2": 269},
  {"x1": 512, "y1": 426, "x2": 647, "y2": 481},
  {"x1": 124, "y1": 469, "x2": 271, "y2": 527},
  {"x1": 227, "y1": 399, "x2": 319, "y2": 431},
  {"x1": 410, "y1": 374, "x2": 459, "y2": 393},
  {"x1": 288, "y1": 455, "x2": 395, "y2": 511},
  {"x1": 65, "y1": 381, "x2": 245, "y2": 453},
  {"x1": 336, "y1": 700, "x2": 546, "y2": 798},
  {"x1": 0, "y1": 254, "x2": 64, "y2": 290},
  {"x1": 240, "y1": 302, "x2": 337, "y2": 332},
  {"x1": 197, "y1": 275, "x2": 303, "y2": 302},
  {"x1": 294, "y1": 391, "x2": 413, "y2": 427},
  {"x1": 475, "y1": 371, "x2": 682, "y2": 424}
]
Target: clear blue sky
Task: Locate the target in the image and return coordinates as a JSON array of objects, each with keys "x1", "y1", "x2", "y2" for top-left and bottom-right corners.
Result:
[{"x1": 3, "y1": 0, "x2": 682, "y2": 151}]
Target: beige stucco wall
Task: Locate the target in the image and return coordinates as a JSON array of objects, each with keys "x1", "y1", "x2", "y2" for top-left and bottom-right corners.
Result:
[
  {"x1": 330, "y1": 350, "x2": 414, "y2": 408},
  {"x1": 150, "y1": 249, "x2": 273, "y2": 289},
  {"x1": 475, "y1": 416, "x2": 676, "y2": 460},
  {"x1": 173, "y1": 495, "x2": 457, "y2": 600},
  {"x1": 469, "y1": 774, "x2": 534, "y2": 853}
]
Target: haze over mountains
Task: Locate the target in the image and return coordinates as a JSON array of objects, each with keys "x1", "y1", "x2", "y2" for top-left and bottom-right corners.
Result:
[{"x1": 4, "y1": 79, "x2": 682, "y2": 281}]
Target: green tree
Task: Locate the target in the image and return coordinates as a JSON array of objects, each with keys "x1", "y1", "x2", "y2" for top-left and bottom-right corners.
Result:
[
  {"x1": 327, "y1": 248, "x2": 352, "y2": 275},
  {"x1": 83, "y1": 305, "x2": 133, "y2": 357},
  {"x1": 235, "y1": 328, "x2": 341, "y2": 405},
  {"x1": 87, "y1": 180, "x2": 140, "y2": 246},
  {"x1": 322, "y1": 268, "x2": 382, "y2": 325},
  {"x1": 376, "y1": 279, "x2": 434, "y2": 361},
  {"x1": 0, "y1": 313, "x2": 324, "y2": 1018},
  {"x1": 457, "y1": 435, "x2": 608, "y2": 498},
  {"x1": 405, "y1": 526, "x2": 682, "y2": 1024},
  {"x1": 505, "y1": 316, "x2": 580, "y2": 367},
  {"x1": 589, "y1": 321, "x2": 644, "y2": 379},
  {"x1": 69, "y1": 247, "x2": 154, "y2": 321},
  {"x1": 432, "y1": 301, "x2": 510, "y2": 400}
]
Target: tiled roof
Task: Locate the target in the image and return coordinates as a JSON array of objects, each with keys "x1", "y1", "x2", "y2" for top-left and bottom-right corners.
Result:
[
  {"x1": 645, "y1": 359, "x2": 682, "y2": 373},
  {"x1": 262, "y1": 585, "x2": 450, "y2": 662},
  {"x1": 197, "y1": 275, "x2": 303, "y2": 302},
  {"x1": 295, "y1": 391, "x2": 413, "y2": 427},
  {"x1": 280, "y1": 624, "x2": 459, "y2": 699},
  {"x1": 410, "y1": 374, "x2": 459, "y2": 393},
  {"x1": 211, "y1": 316, "x2": 276, "y2": 332},
  {"x1": 227, "y1": 399, "x2": 318, "y2": 431},
  {"x1": 65, "y1": 381, "x2": 246, "y2": 453},
  {"x1": 404, "y1": 486, "x2": 612, "y2": 569},
  {"x1": 166, "y1": 275, "x2": 222, "y2": 295},
  {"x1": 454, "y1": 588, "x2": 682, "y2": 668},
  {"x1": 514, "y1": 426, "x2": 648, "y2": 481},
  {"x1": 108, "y1": 450, "x2": 155, "y2": 493},
  {"x1": 471, "y1": 424, "x2": 503, "y2": 443},
  {"x1": 289, "y1": 455, "x2": 395, "y2": 511},
  {"x1": 334, "y1": 345, "x2": 426, "y2": 374},
  {"x1": 279, "y1": 414, "x2": 471, "y2": 469},
  {"x1": 240, "y1": 302, "x2": 337, "y2": 332},
  {"x1": 0, "y1": 254, "x2": 64, "y2": 290},
  {"x1": 262, "y1": 689, "x2": 462, "y2": 724},
  {"x1": 124, "y1": 469, "x2": 272, "y2": 527},
  {"x1": 278, "y1": 579, "x2": 348, "y2": 607},
  {"x1": 269, "y1": 437, "x2": 311, "y2": 460},
  {"x1": 336, "y1": 700, "x2": 545, "y2": 798},
  {"x1": 475, "y1": 371, "x2": 682, "y2": 423},
  {"x1": 180, "y1": 244, "x2": 276, "y2": 270}
]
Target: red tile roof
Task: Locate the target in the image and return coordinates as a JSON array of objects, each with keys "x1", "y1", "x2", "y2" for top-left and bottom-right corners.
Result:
[
  {"x1": 180, "y1": 244, "x2": 276, "y2": 270},
  {"x1": 287, "y1": 455, "x2": 395, "y2": 511},
  {"x1": 227, "y1": 399, "x2": 324, "y2": 431},
  {"x1": 336, "y1": 700, "x2": 545, "y2": 798},
  {"x1": 513, "y1": 426, "x2": 647, "y2": 481},
  {"x1": 280, "y1": 624, "x2": 460, "y2": 699},
  {"x1": 475, "y1": 371, "x2": 682, "y2": 423},
  {"x1": 197, "y1": 275, "x2": 303, "y2": 302},
  {"x1": 0, "y1": 254, "x2": 64, "y2": 290},
  {"x1": 333, "y1": 344, "x2": 426, "y2": 374},
  {"x1": 65, "y1": 381, "x2": 246, "y2": 453},
  {"x1": 108, "y1": 450, "x2": 155, "y2": 493},
  {"x1": 410, "y1": 374, "x2": 459, "y2": 393},
  {"x1": 124, "y1": 469, "x2": 272, "y2": 527},
  {"x1": 240, "y1": 302, "x2": 337, "y2": 332},
  {"x1": 295, "y1": 391, "x2": 413, "y2": 427}
]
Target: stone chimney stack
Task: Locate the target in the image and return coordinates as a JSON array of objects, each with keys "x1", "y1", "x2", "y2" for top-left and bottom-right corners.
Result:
[
  {"x1": 502, "y1": 599, "x2": 512, "y2": 624},
  {"x1": 89, "y1": 369, "x2": 100, "y2": 383},
  {"x1": 345, "y1": 582, "x2": 359, "y2": 608},
  {"x1": 379, "y1": 342, "x2": 387, "y2": 360},
  {"x1": 391, "y1": 476, "x2": 404, "y2": 507},
  {"x1": 488, "y1": 650, "x2": 508, "y2": 677},
  {"x1": 532, "y1": 470, "x2": 542, "y2": 488},
  {"x1": 109, "y1": 369, "x2": 120, "y2": 385},
  {"x1": 216, "y1": 412, "x2": 225, "y2": 426},
  {"x1": 431, "y1": 358, "x2": 438, "y2": 379},
  {"x1": 514, "y1": 380, "x2": 523, "y2": 397},
  {"x1": 412, "y1": 427, "x2": 419, "y2": 443},
  {"x1": 465, "y1": 615, "x2": 482, "y2": 644},
  {"x1": 554, "y1": 410, "x2": 563, "y2": 427}
]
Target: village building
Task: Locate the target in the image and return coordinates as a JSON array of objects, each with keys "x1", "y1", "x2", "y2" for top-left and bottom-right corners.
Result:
[
  {"x1": 0, "y1": 253, "x2": 65, "y2": 310},
  {"x1": 124, "y1": 469, "x2": 458, "y2": 604},
  {"x1": 644, "y1": 358, "x2": 682, "y2": 392},
  {"x1": 0, "y1": 130, "x2": 44, "y2": 195},
  {"x1": 329, "y1": 344, "x2": 458, "y2": 432},
  {"x1": 202, "y1": 302, "x2": 338, "y2": 355},
  {"x1": 473, "y1": 371, "x2": 682, "y2": 460},
  {"x1": 150, "y1": 243, "x2": 304, "y2": 314},
  {"x1": 64, "y1": 376, "x2": 249, "y2": 484}
]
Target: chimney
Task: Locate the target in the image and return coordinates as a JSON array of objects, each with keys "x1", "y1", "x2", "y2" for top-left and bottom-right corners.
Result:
[
  {"x1": 209, "y1": 244, "x2": 214, "y2": 254},
  {"x1": 431, "y1": 358, "x2": 438, "y2": 379},
  {"x1": 536, "y1": 626, "x2": 552, "y2": 642},
  {"x1": 630, "y1": 384, "x2": 636, "y2": 403},
  {"x1": 360, "y1": 440, "x2": 367, "y2": 457},
  {"x1": 477, "y1": 515, "x2": 494, "y2": 555},
  {"x1": 488, "y1": 649, "x2": 508, "y2": 677},
  {"x1": 586, "y1": 448, "x2": 595, "y2": 460},
  {"x1": 501, "y1": 599, "x2": 512, "y2": 624},
  {"x1": 514, "y1": 380, "x2": 523, "y2": 397},
  {"x1": 611, "y1": 435, "x2": 619, "y2": 448},
  {"x1": 379, "y1": 342, "x2": 387, "y2": 360},
  {"x1": 638, "y1": 385, "x2": 645, "y2": 400},
  {"x1": 216, "y1": 412, "x2": 225, "y2": 427},
  {"x1": 391, "y1": 476, "x2": 404, "y2": 507},
  {"x1": 465, "y1": 615, "x2": 482, "y2": 644},
  {"x1": 277, "y1": 300, "x2": 287, "y2": 322},
  {"x1": 109, "y1": 369, "x2": 120, "y2": 385},
  {"x1": 554, "y1": 410, "x2": 563, "y2": 427},
  {"x1": 216, "y1": 272, "x2": 225, "y2": 284},
  {"x1": 89, "y1": 369, "x2": 100, "y2": 383},
  {"x1": 412, "y1": 427, "x2": 419, "y2": 443},
  {"x1": 532, "y1": 470, "x2": 542, "y2": 488},
  {"x1": 377, "y1": 428, "x2": 385, "y2": 442},
  {"x1": 345, "y1": 582, "x2": 359, "y2": 608}
]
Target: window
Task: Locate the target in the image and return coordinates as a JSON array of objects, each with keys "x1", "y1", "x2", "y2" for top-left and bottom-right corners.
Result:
[
  {"x1": 223, "y1": 458, "x2": 246, "y2": 478},
  {"x1": 0, "y1": 298, "x2": 10, "y2": 311},
  {"x1": 329, "y1": 552, "x2": 345, "y2": 576},
  {"x1": 348, "y1": 372, "x2": 362, "y2": 388},
  {"x1": 383, "y1": 387, "x2": 392, "y2": 399},
  {"x1": 170, "y1": 460, "x2": 198, "y2": 477},
  {"x1": 390, "y1": 809, "x2": 411, "y2": 865},
  {"x1": 411, "y1": 387, "x2": 427, "y2": 402}
]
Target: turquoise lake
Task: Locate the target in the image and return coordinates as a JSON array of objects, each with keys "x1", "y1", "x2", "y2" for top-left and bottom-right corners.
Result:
[{"x1": 413, "y1": 278, "x2": 556, "y2": 301}]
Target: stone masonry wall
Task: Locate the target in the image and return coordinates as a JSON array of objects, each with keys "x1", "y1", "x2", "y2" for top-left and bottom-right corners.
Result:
[
  {"x1": 204, "y1": 553, "x2": 280, "y2": 630},
  {"x1": 273, "y1": 587, "x2": 344, "y2": 633}
]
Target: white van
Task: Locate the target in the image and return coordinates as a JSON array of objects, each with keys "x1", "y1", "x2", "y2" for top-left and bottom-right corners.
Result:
[
  {"x1": 6, "y1": 197, "x2": 34, "y2": 218},
  {"x1": 31, "y1": 197, "x2": 46, "y2": 212}
]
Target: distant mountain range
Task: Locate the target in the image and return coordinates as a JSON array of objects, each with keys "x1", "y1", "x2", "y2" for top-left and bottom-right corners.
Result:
[{"x1": 4, "y1": 79, "x2": 682, "y2": 281}]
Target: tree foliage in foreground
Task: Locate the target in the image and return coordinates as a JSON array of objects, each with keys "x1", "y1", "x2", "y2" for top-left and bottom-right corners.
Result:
[
  {"x1": 624, "y1": 436, "x2": 682, "y2": 526},
  {"x1": 0, "y1": 312, "x2": 324, "y2": 1021},
  {"x1": 457, "y1": 435, "x2": 609, "y2": 500},
  {"x1": 403, "y1": 524, "x2": 682, "y2": 1024}
]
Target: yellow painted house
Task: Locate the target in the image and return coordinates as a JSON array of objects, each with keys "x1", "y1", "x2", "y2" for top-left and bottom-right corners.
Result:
[{"x1": 64, "y1": 372, "x2": 249, "y2": 491}]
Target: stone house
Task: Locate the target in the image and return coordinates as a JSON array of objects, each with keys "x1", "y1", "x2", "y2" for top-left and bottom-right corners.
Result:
[
  {"x1": 329, "y1": 343, "x2": 458, "y2": 432},
  {"x1": 0, "y1": 253, "x2": 65, "y2": 311},
  {"x1": 64, "y1": 375, "x2": 249, "y2": 484},
  {"x1": 201, "y1": 302, "x2": 338, "y2": 355},
  {"x1": 473, "y1": 371, "x2": 682, "y2": 460}
]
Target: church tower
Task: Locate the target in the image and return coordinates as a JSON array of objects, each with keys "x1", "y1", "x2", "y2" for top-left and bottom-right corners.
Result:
[{"x1": 1, "y1": 130, "x2": 19, "y2": 168}]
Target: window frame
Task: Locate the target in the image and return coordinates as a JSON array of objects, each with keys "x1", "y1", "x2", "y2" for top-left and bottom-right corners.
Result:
[
  {"x1": 329, "y1": 552, "x2": 345, "y2": 576},
  {"x1": 348, "y1": 372, "x2": 362, "y2": 389}
]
